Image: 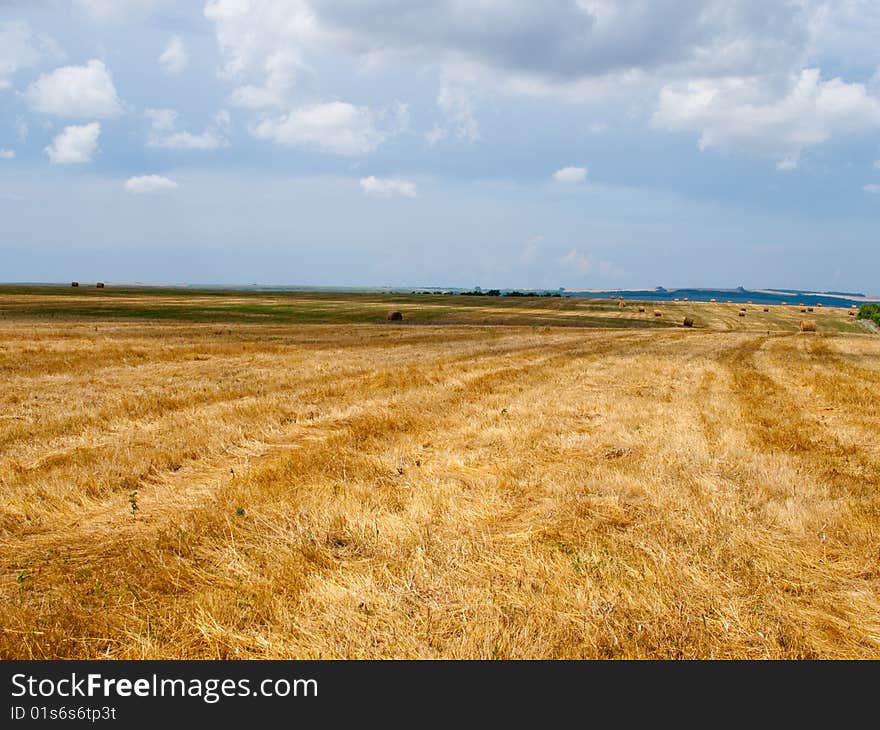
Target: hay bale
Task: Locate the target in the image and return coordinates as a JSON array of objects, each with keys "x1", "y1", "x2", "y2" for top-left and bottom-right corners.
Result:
[
  {"x1": 653, "y1": 310, "x2": 662, "y2": 317},
  {"x1": 71, "y1": 281, "x2": 79, "y2": 287},
  {"x1": 638, "y1": 306, "x2": 646, "y2": 313},
  {"x1": 738, "y1": 312, "x2": 746, "y2": 317},
  {"x1": 673, "y1": 298, "x2": 679, "y2": 302},
  {"x1": 763, "y1": 307, "x2": 769, "y2": 312},
  {"x1": 709, "y1": 298, "x2": 716, "y2": 303},
  {"x1": 96, "y1": 282, "x2": 104, "y2": 288},
  {"x1": 817, "y1": 303, "x2": 823, "y2": 308},
  {"x1": 740, "y1": 307, "x2": 747, "y2": 312},
  {"x1": 683, "y1": 297, "x2": 689, "y2": 302},
  {"x1": 800, "y1": 319, "x2": 816, "y2": 333},
  {"x1": 387, "y1": 311, "x2": 403, "y2": 321},
  {"x1": 806, "y1": 306, "x2": 814, "y2": 312},
  {"x1": 848, "y1": 311, "x2": 856, "y2": 316},
  {"x1": 851, "y1": 304, "x2": 858, "y2": 309},
  {"x1": 683, "y1": 316, "x2": 694, "y2": 327},
  {"x1": 800, "y1": 308, "x2": 807, "y2": 313}
]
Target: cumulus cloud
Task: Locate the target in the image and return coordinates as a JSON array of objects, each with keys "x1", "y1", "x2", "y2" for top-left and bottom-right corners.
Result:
[
  {"x1": 253, "y1": 101, "x2": 388, "y2": 155},
  {"x1": 360, "y1": 176, "x2": 418, "y2": 198},
  {"x1": 124, "y1": 174, "x2": 179, "y2": 193},
  {"x1": 437, "y1": 83, "x2": 479, "y2": 142},
  {"x1": 202, "y1": 1, "x2": 880, "y2": 165},
  {"x1": 553, "y1": 166, "x2": 588, "y2": 183},
  {"x1": 159, "y1": 36, "x2": 188, "y2": 75},
  {"x1": 0, "y1": 20, "x2": 61, "y2": 89},
  {"x1": 25, "y1": 60, "x2": 122, "y2": 118},
  {"x1": 147, "y1": 108, "x2": 230, "y2": 150},
  {"x1": 520, "y1": 234, "x2": 544, "y2": 264},
  {"x1": 653, "y1": 69, "x2": 880, "y2": 168},
  {"x1": 864, "y1": 184, "x2": 880, "y2": 194},
  {"x1": 44, "y1": 122, "x2": 100, "y2": 164},
  {"x1": 0, "y1": 149, "x2": 15, "y2": 160},
  {"x1": 560, "y1": 248, "x2": 593, "y2": 274}
]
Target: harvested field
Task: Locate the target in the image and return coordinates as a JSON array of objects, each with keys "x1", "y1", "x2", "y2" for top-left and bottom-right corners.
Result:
[{"x1": 1, "y1": 288, "x2": 879, "y2": 659}]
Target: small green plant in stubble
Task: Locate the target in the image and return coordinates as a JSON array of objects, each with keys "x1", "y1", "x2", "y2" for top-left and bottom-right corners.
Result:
[{"x1": 128, "y1": 491, "x2": 139, "y2": 516}]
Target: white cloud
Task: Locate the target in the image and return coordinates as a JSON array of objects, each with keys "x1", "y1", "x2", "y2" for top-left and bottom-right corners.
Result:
[
  {"x1": 124, "y1": 174, "x2": 179, "y2": 193},
  {"x1": 159, "y1": 36, "x2": 188, "y2": 75},
  {"x1": 425, "y1": 125, "x2": 448, "y2": 146},
  {"x1": 520, "y1": 234, "x2": 544, "y2": 264},
  {"x1": 253, "y1": 101, "x2": 387, "y2": 155},
  {"x1": 437, "y1": 83, "x2": 479, "y2": 142},
  {"x1": 145, "y1": 107, "x2": 178, "y2": 132},
  {"x1": 202, "y1": 2, "x2": 880, "y2": 165},
  {"x1": 553, "y1": 166, "x2": 588, "y2": 183},
  {"x1": 864, "y1": 184, "x2": 880, "y2": 194},
  {"x1": 44, "y1": 122, "x2": 100, "y2": 164},
  {"x1": 560, "y1": 248, "x2": 593, "y2": 274},
  {"x1": 653, "y1": 69, "x2": 880, "y2": 168},
  {"x1": 360, "y1": 176, "x2": 417, "y2": 198},
  {"x1": 0, "y1": 149, "x2": 15, "y2": 160},
  {"x1": 147, "y1": 108, "x2": 230, "y2": 150},
  {"x1": 25, "y1": 60, "x2": 122, "y2": 118},
  {"x1": 0, "y1": 20, "x2": 61, "y2": 88}
]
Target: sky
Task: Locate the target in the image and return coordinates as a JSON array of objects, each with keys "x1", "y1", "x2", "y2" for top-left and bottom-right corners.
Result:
[{"x1": 1, "y1": 1, "x2": 879, "y2": 292}]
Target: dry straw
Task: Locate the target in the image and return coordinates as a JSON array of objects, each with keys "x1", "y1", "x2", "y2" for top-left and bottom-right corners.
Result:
[{"x1": 800, "y1": 319, "x2": 817, "y2": 332}]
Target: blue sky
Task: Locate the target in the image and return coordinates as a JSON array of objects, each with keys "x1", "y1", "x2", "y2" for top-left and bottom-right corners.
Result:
[{"x1": 1, "y1": 1, "x2": 879, "y2": 292}]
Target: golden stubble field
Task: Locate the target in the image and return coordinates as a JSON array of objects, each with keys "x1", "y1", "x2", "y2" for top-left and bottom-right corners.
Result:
[{"x1": 1, "y1": 291, "x2": 879, "y2": 659}]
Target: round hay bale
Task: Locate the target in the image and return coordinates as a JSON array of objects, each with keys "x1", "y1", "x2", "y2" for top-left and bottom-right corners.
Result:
[
  {"x1": 653, "y1": 310, "x2": 662, "y2": 317},
  {"x1": 709, "y1": 298, "x2": 716, "y2": 303},
  {"x1": 387, "y1": 311, "x2": 403, "y2": 322},
  {"x1": 96, "y1": 282, "x2": 104, "y2": 288},
  {"x1": 848, "y1": 311, "x2": 856, "y2": 316},
  {"x1": 683, "y1": 317, "x2": 694, "y2": 327},
  {"x1": 673, "y1": 298, "x2": 679, "y2": 302},
  {"x1": 71, "y1": 281, "x2": 79, "y2": 287},
  {"x1": 740, "y1": 307, "x2": 747, "y2": 312},
  {"x1": 800, "y1": 308, "x2": 807, "y2": 313},
  {"x1": 763, "y1": 307, "x2": 769, "y2": 312},
  {"x1": 683, "y1": 297, "x2": 689, "y2": 302},
  {"x1": 738, "y1": 312, "x2": 746, "y2": 317},
  {"x1": 800, "y1": 319, "x2": 817, "y2": 333},
  {"x1": 806, "y1": 306, "x2": 814, "y2": 312},
  {"x1": 851, "y1": 304, "x2": 858, "y2": 309},
  {"x1": 638, "y1": 306, "x2": 646, "y2": 313},
  {"x1": 817, "y1": 303, "x2": 823, "y2": 308}
]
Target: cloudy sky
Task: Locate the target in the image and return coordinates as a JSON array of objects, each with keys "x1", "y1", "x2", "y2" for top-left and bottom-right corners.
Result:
[{"x1": 1, "y1": 1, "x2": 879, "y2": 292}]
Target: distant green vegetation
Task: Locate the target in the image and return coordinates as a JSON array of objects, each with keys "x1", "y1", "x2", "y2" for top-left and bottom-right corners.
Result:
[{"x1": 859, "y1": 303, "x2": 880, "y2": 326}]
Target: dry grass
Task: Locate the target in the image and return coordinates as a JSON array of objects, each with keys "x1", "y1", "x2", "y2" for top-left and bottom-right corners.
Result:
[{"x1": 1, "y1": 292, "x2": 879, "y2": 659}]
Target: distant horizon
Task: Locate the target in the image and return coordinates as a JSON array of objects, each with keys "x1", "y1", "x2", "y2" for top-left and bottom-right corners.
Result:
[{"x1": 4, "y1": 281, "x2": 877, "y2": 302}]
